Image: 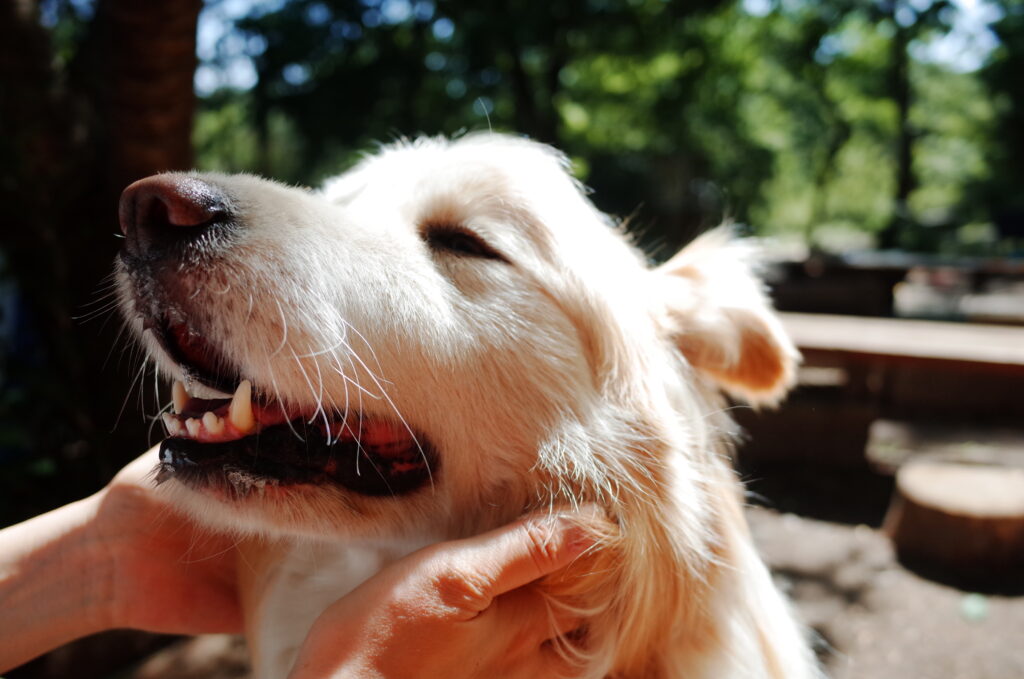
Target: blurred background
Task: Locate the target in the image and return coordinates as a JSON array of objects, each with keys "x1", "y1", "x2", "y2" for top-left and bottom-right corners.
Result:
[{"x1": 2, "y1": 0, "x2": 1023, "y2": 677}]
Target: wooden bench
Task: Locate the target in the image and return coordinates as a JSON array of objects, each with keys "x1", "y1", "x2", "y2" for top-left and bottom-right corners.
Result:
[
  {"x1": 777, "y1": 314, "x2": 1024, "y2": 575},
  {"x1": 779, "y1": 313, "x2": 1024, "y2": 420},
  {"x1": 781, "y1": 312, "x2": 1024, "y2": 377}
]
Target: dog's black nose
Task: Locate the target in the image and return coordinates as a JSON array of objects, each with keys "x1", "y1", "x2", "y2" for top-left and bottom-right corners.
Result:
[{"x1": 119, "y1": 175, "x2": 230, "y2": 260}]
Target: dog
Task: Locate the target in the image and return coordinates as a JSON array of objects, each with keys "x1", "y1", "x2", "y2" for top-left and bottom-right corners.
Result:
[{"x1": 116, "y1": 133, "x2": 819, "y2": 678}]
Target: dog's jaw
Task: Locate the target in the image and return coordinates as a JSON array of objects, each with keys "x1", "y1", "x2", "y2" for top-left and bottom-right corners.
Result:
[{"x1": 155, "y1": 378, "x2": 438, "y2": 499}]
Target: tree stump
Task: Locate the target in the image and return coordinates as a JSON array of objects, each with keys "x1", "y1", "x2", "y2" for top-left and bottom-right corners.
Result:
[{"x1": 885, "y1": 460, "x2": 1024, "y2": 576}]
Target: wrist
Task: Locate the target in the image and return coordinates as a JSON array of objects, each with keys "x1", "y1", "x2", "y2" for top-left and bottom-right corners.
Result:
[{"x1": 0, "y1": 492, "x2": 116, "y2": 672}]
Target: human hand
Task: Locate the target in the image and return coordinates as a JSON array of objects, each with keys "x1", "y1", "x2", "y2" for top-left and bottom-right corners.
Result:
[
  {"x1": 0, "y1": 446, "x2": 243, "y2": 672},
  {"x1": 1, "y1": 445, "x2": 594, "y2": 678},
  {"x1": 90, "y1": 445, "x2": 243, "y2": 635},
  {"x1": 288, "y1": 513, "x2": 593, "y2": 679}
]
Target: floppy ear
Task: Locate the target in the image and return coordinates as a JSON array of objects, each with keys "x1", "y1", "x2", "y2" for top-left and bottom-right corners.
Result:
[{"x1": 655, "y1": 229, "x2": 799, "y2": 407}]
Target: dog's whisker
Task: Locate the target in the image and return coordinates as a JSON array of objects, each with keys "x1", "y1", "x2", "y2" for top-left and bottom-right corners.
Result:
[
  {"x1": 326, "y1": 353, "x2": 353, "y2": 447},
  {"x1": 72, "y1": 298, "x2": 122, "y2": 323},
  {"x1": 102, "y1": 317, "x2": 134, "y2": 371},
  {"x1": 271, "y1": 299, "x2": 290, "y2": 358},
  {"x1": 327, "y1": 361, "x2": 382, "y2": 401},
  {"x1": 340, "y1": 319, "x2": 387, "y2": 382},
  {"x1": 267, "y1": 370, "x2": 305, "y2": 444},
  {"x1": 289, "y1": 346, "x2": 321, "y2": 414},
  {"x1": 342, "y1": 344, "x2": 433, "y2": 488},
  {"x1": 112, "y1": 359, "x2": 150, "y2": 433},
  {"x1": 295, "y1": 336, "x2": 347, "y2": 359}
]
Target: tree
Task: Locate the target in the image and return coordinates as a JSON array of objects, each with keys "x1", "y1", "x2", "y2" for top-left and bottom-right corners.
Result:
[
  {"x1": 0, "y1": 0, "x2": 202, "y2": 522},
  {"x1": 980, "y1": 1, "x2": 1024, "y2": 247}
]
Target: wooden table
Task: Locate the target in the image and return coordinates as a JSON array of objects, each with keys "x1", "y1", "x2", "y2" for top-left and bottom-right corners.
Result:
[{"x1": 780, "y1": 312, "x2": 1024, "y2": 377}]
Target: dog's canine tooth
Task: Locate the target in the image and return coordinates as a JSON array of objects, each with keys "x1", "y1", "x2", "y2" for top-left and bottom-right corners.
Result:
[
  {"x1": 204, "y1": 411, "x2": 225, "y2": 435},
  {"x1": 229, "y1": 379, "x2": 255, "y2": 433},
  {"x1": 172, "y1": 380, "x2": 188, "y2": 414},
  {"x1": 185, "y1": 417, "x2": 201, "y2": 437}
]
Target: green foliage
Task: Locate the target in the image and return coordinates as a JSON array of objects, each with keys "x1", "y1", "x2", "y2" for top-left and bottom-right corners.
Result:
[{"x1": 192, "y1": 0, "x2": 1018, "y2": 256}]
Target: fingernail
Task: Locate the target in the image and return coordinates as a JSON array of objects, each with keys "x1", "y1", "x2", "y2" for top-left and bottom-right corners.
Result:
[{"x1": 550, "y1": 513, "x2": 598, "y2": 558}]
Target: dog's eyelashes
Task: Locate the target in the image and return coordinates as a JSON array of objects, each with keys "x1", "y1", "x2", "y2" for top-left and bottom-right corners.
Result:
[{"x1": 423, "y1": 225, "x2": 508, "y2": 262}]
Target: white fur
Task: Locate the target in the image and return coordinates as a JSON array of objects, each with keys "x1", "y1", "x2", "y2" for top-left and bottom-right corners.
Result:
[{"x1": 118, "y1": 133, "x2": 820, "y2": 678}]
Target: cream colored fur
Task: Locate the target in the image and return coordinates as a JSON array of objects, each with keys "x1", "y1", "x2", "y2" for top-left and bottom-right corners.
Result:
[{"x1": 118, "y1": 133, "x2": 819, "y2": 678}]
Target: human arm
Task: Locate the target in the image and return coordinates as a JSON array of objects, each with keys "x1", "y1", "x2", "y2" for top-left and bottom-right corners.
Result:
[{"x1": 0, "y1": 447, "x2": 241, "y2": 672}]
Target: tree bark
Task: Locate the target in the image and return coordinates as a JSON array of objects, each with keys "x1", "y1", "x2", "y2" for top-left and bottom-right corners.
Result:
[
  {"x1": 879, "y1": 20, "x2": 915, "y2": 249},
  {"x1": 94, "y1": 0, "x2": 202, "y2": 193},
  {"x1": 0, "y1": 0, "x2": 203, "y2": 520}
]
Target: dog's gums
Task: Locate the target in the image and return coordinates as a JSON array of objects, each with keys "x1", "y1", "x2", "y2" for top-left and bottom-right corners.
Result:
[
  {"x1": 158, "y1": 379, "x2": 435, "y2": 496},
  {"x1": 153, "y1": 316, "x2": 243, "y2": 395}
]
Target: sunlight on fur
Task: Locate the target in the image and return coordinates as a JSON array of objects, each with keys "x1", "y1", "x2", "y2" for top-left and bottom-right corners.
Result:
[{"x1": 116, "y1": 133, "x2": 821, "y2": 678}]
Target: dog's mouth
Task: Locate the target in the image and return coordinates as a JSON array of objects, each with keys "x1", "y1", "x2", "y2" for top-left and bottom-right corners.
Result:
[
  {"x1": 151, "y1": 316, "x2": 243, "y2": 395},
  {"x1": 151, "y1": 317, "x2": 436, "y2": 498}
]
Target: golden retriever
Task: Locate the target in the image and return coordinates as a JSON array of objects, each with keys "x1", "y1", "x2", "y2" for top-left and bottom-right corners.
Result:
[{"x1": 116, "y1": 133, "x2": 819, "y2": 678}]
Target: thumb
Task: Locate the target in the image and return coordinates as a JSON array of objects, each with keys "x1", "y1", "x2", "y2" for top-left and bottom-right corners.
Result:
[{"x1": 438, "y1": 512, "x2": 595, "y2": 617}]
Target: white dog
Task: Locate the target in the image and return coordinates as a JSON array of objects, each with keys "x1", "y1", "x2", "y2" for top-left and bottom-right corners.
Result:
[{"x1": 116, "y1": 133, "x2": 819, "y2": 678}]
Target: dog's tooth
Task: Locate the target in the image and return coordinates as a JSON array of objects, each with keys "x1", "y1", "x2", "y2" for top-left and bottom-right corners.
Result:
[
  {"x1": 204, "y1": 411, "x2": 225, "y2": 435},
  {"x1": 229, "y1": 379, "x2": 255, "y2": 433},
  {"x1": 185, "y1": 418, "x2": 201, "y2": 437},
  {"x1": 172, "y1": 381, "x2": 188, "y2": 414},
  {"x1": 163, "y1": 414, "x2": 185, "y2": 437}
]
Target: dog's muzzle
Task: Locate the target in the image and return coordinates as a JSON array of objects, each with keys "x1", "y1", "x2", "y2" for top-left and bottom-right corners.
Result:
[{"x1": 117, "y1": 177, "x2": 440, "y2": 498}]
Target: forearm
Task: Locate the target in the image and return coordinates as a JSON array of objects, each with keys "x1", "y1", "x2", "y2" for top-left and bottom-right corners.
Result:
[{"x1": 0, "y1": 493, "x2": 114, "y2": 672}]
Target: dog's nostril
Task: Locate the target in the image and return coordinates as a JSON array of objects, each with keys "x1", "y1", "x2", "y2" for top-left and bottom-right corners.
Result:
[{"x1": 119, "y1": 175, "x2": 230, "y2": 257}]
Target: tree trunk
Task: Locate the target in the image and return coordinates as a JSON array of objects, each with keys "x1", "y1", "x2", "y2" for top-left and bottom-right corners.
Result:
[
  {"x1": 94, "y1": 0, "x2": 202, "y2": 193},
  {"x1": 0, "y1": 0, "x2": 203, "y2": 521},
  {"x1": 879, "y1": 20, "x2": 915, "y2": 249}
]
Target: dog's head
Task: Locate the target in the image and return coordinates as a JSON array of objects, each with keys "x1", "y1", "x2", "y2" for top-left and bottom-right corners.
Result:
[{"x1": 115, "y1": 134, "x2": 796, "y2": 540}]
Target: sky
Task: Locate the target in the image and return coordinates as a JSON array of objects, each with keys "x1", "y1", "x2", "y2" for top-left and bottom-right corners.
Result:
[
  {"x1": 915, "y1": 0, "x2": 1003, "y2": 70},
  {"x1": 194, "y1": 0, "x2": 1005, "y2": 96}
]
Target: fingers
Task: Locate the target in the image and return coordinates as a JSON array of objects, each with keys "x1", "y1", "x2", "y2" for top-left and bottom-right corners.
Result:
[
  {"x1": 289, "y1": 512, "x2": 599, "y2": 679},
  {"x1": 490, "y1": 585, "x2": 583, "y2": 647},
  {"x1": 508, "y1": 638, "x2": 587, "y2": 679},
  {"x1": 468, "y1": 587, "x2": 586, "y2": 679},
  {"x1": 111, "y1": 444, "x2": 163, "y2": 487},
  {"x1": 435, "y1": 513, "x2": 592, "y2": 618}
]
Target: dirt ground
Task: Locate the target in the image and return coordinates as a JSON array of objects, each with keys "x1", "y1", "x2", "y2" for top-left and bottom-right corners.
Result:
[{"x1": 749, "y1": 505, "x2": 1024, "y2": 679}]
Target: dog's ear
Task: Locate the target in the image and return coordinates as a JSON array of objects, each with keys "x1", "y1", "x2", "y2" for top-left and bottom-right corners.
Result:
[{"x1": 654, "y1": 229, "x2": 798, "y2": 406}]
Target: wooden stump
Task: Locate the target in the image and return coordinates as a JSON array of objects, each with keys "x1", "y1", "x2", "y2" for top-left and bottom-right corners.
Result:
[{"x1": 885, "y1": 460, "x2": 1024, "y2": 576}]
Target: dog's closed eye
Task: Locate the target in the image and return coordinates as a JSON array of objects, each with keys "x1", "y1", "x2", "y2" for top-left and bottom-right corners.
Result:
[{"x1": 422, "y1": 223, "x2": 508, "y2": 263}]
